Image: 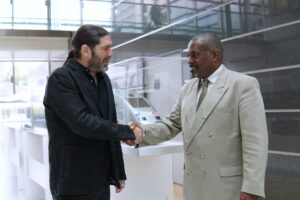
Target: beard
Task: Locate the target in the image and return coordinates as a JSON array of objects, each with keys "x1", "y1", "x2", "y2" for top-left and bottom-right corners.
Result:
[{"x1": 87, "y1": 51, "x2": 109, "y2": 73}]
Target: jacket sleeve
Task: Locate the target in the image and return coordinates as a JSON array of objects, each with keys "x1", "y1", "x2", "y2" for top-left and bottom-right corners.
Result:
[
  {"x1": 43, "y1": 69, "x2": 135, "y2": 141},
  {"x1": 115, "y1": 141, "x2": 126, "y2": 180},
  {"x1": 239, "y1": 77, "x2": 268, "y2": 198},
  {"x1": 141, "y1": 84, "x2": 185, "y2": 145}
]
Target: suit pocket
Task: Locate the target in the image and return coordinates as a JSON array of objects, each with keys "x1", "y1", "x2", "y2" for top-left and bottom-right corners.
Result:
[{"x1": 219, "y1": 166, "x2": 242, "y2": 177}]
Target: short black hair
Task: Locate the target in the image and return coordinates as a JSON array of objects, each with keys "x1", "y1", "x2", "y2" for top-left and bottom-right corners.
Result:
[{"x1": 192, "y1": 33, "x2": 223, "y2": 60}]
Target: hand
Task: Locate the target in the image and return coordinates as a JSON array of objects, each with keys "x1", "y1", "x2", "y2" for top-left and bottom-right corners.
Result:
[
  {"x1": 115, "y1": 180, "x2": 125, "y2": 193},
  {"x1": 240, "y1": 192, "x2": 259, "y2": 200},
  {"x1": 123, "y1": 122, "x2": 143, "y2": 147},
  {"x1": 131, "y1": 122, "x2": 143, "y2": 147},
  {"x1": 129, "y1": 121, "x2": 140, "y2": 130}
]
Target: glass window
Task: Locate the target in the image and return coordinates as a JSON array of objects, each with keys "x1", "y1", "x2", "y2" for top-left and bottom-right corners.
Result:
[
  {"x1": 0, "y1": 0, "x2": 12, "y2": 29},
  {"x1": 0, "y1": 62, "x2": 13, "y2": 97},
  {"x1": 14, "y1": 61, "x2": 48, "y2": 94},
  {"x1": 115, "y1": 2, "x2": 143, "y2": 33},
  {"x1": 13, "y1": 0, "x2": 47, "y2": 30},
  {"x1": 49, "y1": 50, "x2": 67, "y2": 72},
  {"x1": 82, "y1": 0, "x2": 112, "y2": 31},
  {"x1": 51, "y1": 0, "x2": 81, "y2": 31}
]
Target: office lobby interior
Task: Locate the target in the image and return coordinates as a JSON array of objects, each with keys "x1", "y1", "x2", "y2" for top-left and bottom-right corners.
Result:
[{"x1": 0, "y1": 0, "x2": 300, "y2": 199}]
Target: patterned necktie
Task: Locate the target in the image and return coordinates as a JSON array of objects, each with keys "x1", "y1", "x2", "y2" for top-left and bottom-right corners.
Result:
[{"x1": 196, "y1": 79, "x2": 209, "y2": 111}]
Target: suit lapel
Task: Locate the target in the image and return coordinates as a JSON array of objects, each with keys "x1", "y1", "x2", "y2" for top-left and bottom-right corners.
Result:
[
  {"x1": 80, "y1": 73, "x2": 104, "y2": 117},
  {"x1": 184, "y1": 79, "x2": 199, "y2": 128},
  {"x1": 185, "y1": 68, "x2": 229, "y2": 149},
  {"x1": 102, "y1": 73, "x2": 115, "y2": 121}
]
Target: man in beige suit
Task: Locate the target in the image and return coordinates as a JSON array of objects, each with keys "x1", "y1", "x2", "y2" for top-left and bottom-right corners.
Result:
[{"x1": 128, "y1": 33, "x2": 268, "y2": 200}]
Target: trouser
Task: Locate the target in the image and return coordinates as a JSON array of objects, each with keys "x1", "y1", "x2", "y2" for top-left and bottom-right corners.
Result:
[{"x1": 54, "y1": 186, "x2": 110, "y2": 200}]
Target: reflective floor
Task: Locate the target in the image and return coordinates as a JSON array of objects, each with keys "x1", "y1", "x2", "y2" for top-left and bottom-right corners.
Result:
[{"x1": 1, "y1": 151, "x2": 299, "y2": 200}]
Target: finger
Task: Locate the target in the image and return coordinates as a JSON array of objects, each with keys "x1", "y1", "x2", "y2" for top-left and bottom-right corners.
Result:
[
  {"x1": 116, "y1": 181, "x2": 125, "y2": 193},
  {"x1": 123, "y1": 140, "x2": 135, "y2": 146},
  {"x1": 121, "y1": 181, "x2": 125, "y2": 188},
  {"x1": 130, "y1": 124, "x2": 135, "y2": 129},
  {"x1": 115, "y1": 187, "x2": 121, "y2": 193},
  {"x1": 129, "y1": 122, "x2": 138, "y2": 129}
]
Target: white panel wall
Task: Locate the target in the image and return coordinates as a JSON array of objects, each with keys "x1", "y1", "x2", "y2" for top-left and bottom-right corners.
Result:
[{"x1": 0, "y1": 37, "x2": 68, "y2": 50}]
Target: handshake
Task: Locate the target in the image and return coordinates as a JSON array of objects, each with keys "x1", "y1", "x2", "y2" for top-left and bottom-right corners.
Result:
[{"x1": 123, "y1": 122, "x2": 143, "y2": 147}]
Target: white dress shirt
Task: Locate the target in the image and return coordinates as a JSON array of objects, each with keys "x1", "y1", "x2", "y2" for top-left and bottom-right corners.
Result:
[{"x1": 196, "y1": 64, "x2": 225, "y2": 105}]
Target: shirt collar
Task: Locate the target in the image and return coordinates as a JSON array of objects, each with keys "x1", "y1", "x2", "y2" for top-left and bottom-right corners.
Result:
[{"x1": 206, "y1": 64, "x2": 224, "y2": 84}]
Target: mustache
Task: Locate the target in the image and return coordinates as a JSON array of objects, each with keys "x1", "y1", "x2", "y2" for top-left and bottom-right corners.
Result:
[{"x1": 189, "y1": 65, "x2": 196, "y2": 71}]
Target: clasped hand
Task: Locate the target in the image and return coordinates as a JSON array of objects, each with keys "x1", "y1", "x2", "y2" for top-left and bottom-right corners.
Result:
[{"x1": 123, "y1": 122, "x2": 143, "y2": 147}]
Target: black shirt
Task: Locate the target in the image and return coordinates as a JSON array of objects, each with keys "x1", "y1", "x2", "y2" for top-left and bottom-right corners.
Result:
[{"x1": 77, "y1": 62, "x2": 109, "y2": 119}]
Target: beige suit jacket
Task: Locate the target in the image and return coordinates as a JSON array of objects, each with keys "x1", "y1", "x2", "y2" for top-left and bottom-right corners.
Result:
[{"x1": 141, "y1": 66, "x2": 268, "y2": 200}]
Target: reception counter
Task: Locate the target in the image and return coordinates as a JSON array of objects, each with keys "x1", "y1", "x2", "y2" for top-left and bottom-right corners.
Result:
[
  {"x1": 0, "y1": 125, "x2": 183, "y2": 200},
  {"x1": 111, "y1": 141, "x2": 183, "y2": 200}
]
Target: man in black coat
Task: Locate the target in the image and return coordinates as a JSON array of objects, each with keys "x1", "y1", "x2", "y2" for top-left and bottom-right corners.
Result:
[{"x1": 43, "y1": 24, "x2": 141, "y2": 200}]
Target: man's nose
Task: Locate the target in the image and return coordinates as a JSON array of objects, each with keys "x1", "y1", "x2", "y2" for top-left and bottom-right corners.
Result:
[
  {"x1": 188, "y1": 56, "x2": 193, "y2": 65},
  {"x1": 107, "y1": 49, "x2": 113, "y2": 57}
]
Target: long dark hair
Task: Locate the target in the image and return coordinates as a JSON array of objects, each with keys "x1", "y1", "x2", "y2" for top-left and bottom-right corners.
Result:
[{"x1": 65, "y1": 24, "x2": 109, "y2": 63}]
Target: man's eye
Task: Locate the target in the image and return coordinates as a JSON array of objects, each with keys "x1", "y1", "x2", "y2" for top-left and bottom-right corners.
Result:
[
  {"x1": 103, "y1": 47, "x2": 111, "y2": 51},
  {"x1": 188, "y1": 53, "x2": 197, "y2": 58}
]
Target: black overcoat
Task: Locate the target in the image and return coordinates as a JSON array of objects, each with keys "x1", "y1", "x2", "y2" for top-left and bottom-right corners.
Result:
[{"x1": 43, "y1": 59, "x2": 135, "y2": 196}]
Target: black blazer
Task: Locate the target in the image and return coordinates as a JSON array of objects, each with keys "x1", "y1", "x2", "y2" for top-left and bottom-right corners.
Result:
[{"x1": 43, "y1": 59, "x2": 135, "y2": 196}]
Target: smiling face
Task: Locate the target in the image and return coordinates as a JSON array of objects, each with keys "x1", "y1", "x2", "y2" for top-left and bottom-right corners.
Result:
[
  {"x1": 187, "y1": 38, "x2": 221, "y2": 79},
  {"x1": 87, "y1": 35, "x2": 113, "y2": 72}
]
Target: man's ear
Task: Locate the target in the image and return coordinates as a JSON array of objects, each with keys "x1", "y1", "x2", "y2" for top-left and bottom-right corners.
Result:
[
  {"x1": 80, "y1": 44, "x2": 91, "y2": 58},
  {"x1": 212, "y1": 48, "x2": 221, "y2": 62}
]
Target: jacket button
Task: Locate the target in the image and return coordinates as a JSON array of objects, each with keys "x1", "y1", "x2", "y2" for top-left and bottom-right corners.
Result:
[
  {"x1": 208, "y1": 132, "x2": 213, "y2": 137},
  {"x1": 201, "y1": 171, "x2": 206, "y2": 177},
  {"x1": 186, "y1": 170, "x2": 192, "y2": 175},
  {"x1": 200, "y1": 153, "x2": 205, "y2": 160}
]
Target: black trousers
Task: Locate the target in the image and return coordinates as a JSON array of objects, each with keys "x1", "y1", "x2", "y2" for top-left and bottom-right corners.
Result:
[{"x1": 54, "y1": 186, "x2": 110, "y2": 200}]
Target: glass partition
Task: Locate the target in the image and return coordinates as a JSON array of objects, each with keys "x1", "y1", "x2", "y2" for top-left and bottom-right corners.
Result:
[{"x1": 107, "y1": 56, "x2": 185, "y2": 124}]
